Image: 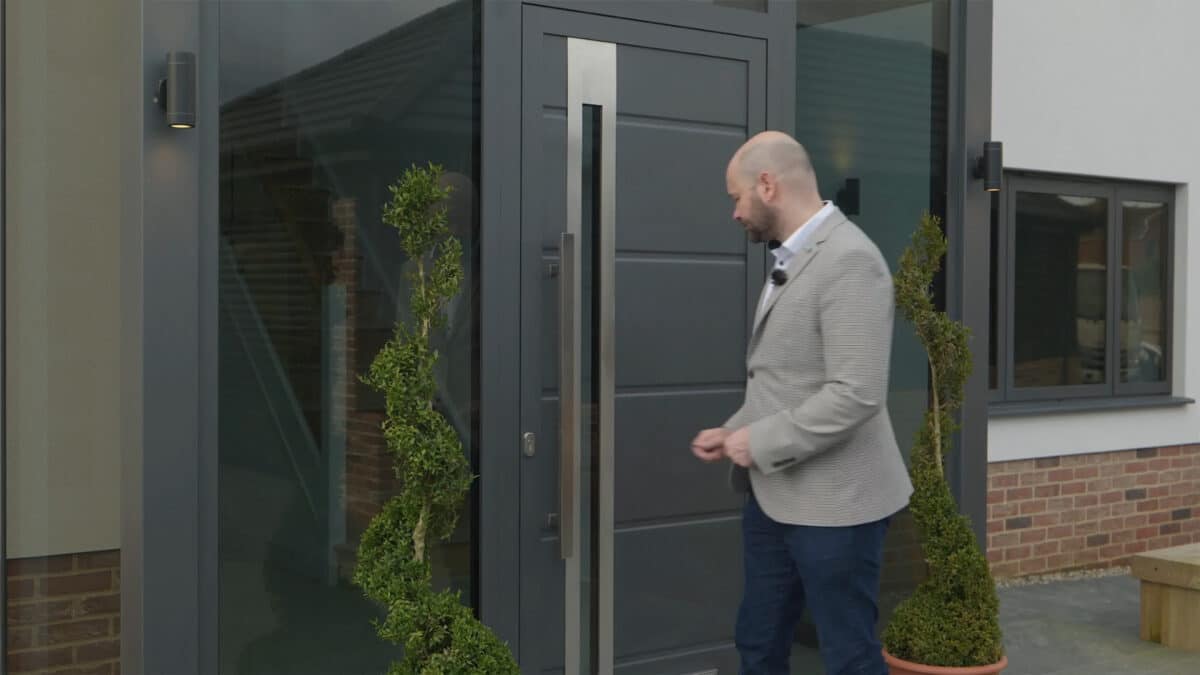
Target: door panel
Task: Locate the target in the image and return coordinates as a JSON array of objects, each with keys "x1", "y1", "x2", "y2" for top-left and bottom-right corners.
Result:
[
  {"x1": 521, "y1": 7, "x2": 767, "y2": 674},
  {"x1": 614, "y1": 260, "x2": 747, "y2": 387}
]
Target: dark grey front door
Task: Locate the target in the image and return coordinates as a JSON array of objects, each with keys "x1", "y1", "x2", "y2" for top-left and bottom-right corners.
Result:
[{"x1": 519, "y1": 7, "x2": 768, "y2": 673}]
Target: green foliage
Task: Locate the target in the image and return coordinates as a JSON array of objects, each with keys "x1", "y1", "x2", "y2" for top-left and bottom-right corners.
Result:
[
  {"x1": 354, "y1": 163, "x2": 519, "y2": 674},
  {"x1": 881, "y1": 212, "x2": 1004, "y2": 667}
]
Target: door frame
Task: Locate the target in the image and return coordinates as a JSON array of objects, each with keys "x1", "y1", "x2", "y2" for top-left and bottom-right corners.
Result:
[
  {"x1": 480, "y1": 0, "x2": 794, "y2": 667},
  {"x1": 80, "y1": 1, "x2": 992, "y2": 674},
  {"x1": 514, "y1": 9, "x2": 770, "y2": 671},
  {"x1": 479, "y1": 0, "x2": 994, "y2": 665}
]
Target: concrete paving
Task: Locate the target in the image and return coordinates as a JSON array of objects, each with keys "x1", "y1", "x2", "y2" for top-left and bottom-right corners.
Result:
[
  {"x1": 998, "y1": 573, "x2": 1197, "y2": 675},
  {"x1": 788, "y1": 572, "x2": 1198, "y2": 674}
]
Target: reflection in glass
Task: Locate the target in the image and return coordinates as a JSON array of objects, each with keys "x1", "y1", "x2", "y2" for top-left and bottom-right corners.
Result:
[
  {"x1": 1121, "y1": 200, "x2": 1168, "y2": 383},
  {"x1": 989, "y1": 192, "x2": 1000, "y2": 390},
  {"x1": 578, "y1": 103, "x2": 602, "y2": 675},
  {"x1": 1012, "y1": 191, "x2": 1108, "y2": 388},
  {"x1": 794, "y1": 0, "x2": 949, "y2": 660},
  {"x1": 217, "y1": 2, "x2": 479, "y2": 673}
]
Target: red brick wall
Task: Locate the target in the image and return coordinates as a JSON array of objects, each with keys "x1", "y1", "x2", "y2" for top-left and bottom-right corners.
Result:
[
  {"x1": 987, "y1": 444, "x2": 1200, "y2": 578},
  {"x1": 330, "y1": 197, "x2": 401, "y2": 546},
  {"x1": 6, "y1": 551, "x2": 121, "y2": 675}
]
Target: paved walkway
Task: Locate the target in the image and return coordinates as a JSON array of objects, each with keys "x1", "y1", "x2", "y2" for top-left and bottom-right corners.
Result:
[
  {"x1": 999, "y1": 572, "x2": 1197, "y2": 675},
  {"x1": 789, "y1": 570, "x2": 1198, "y2": 674}
]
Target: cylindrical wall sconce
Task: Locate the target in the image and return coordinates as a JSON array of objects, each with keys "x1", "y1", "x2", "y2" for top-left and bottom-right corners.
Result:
[
  {"x1": 155, "y1": 51, "x2": 196, "y2": 129},
  {"x1": 973, "y1": 141, "x2": 1002, "y2": 192}
]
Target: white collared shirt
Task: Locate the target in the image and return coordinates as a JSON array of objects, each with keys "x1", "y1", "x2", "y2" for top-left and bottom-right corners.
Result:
[{"x1": 761, "y1": 201, "x2": 835, "y2": 311}]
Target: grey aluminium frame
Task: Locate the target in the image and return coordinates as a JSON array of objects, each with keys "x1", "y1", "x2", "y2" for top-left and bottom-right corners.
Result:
[
  {"x1": 1114, "y1": 183, "x2": 1175, "y2": 398},
  {"x1": 0, "y1": 0, "x2": 995, "y2": 668},
  {"x1": 996, "y1": 174, "x2": 1174, "y2": 403},
  {"x1": 478, "y1": 0, "x2": 796, "y2": 655},
  {"x1": 124, "y1": 1, "x2": 207, "y2": 674},
  {"x1": 1, "y1": 0, "x2": 7, "y2": 668},
  {"x1": 945, "y1": 0, "x2": 993, "y2": 543},
  {"x1": 1002, "y1": 176, "x2": 1113, "y2": 402},
  {"x1": 564, "y1": 37, "x2": 617, "y2": 675}
]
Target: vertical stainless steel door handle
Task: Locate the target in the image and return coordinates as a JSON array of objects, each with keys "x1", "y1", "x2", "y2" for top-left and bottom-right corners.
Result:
[{"x1": 558, "y1": 231, "x2": 578, "y2": 561}]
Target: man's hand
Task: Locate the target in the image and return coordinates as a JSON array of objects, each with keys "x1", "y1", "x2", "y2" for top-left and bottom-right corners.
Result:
[
  {"x1": 691, "y1": 428, "x2": 729, "y2": 463},
  {"x1": 724, "y1": 426, "x2": 754, "y2": 468}
]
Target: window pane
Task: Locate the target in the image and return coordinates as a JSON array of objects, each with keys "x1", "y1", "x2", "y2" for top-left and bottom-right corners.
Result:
[
  {"x1": 989, "y1": 192, "x2": 999, "y2": 390},
  {"x1": 6, "y1": 2, "x2": 124, "y2": 672},
  {"x1": 217, "y1": 1, "x2": 479, "y2": 672},
  {"x1": 794, "y1": 0, "x2": 949, "y2": 664},
  {"x1": 1013, "y1": 191, "x2": 1108, "y2": 388},
  {"x1": 1121, "y1": 200, "x2": 1169, "y2": 383}
]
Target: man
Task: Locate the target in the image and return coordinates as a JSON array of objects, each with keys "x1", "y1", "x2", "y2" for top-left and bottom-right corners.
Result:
[{"x1": 691, "y1": 131, "x2": 912, "y2": 675}]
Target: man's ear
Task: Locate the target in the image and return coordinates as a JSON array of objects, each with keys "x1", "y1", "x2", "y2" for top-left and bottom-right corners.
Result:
[{"x1": 757, "y1": 171, "x2": 775, "y2": 200}]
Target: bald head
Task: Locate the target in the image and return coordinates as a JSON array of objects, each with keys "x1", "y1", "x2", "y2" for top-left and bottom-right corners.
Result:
[
  {"x1": 725, "y1": 131, "x2": 824, "y2": 243},
  {"x1": 733, "y1": 132, "x2": 818, "y2": 193}
]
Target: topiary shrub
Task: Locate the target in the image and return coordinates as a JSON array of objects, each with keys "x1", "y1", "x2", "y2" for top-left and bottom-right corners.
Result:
[
  {"x1": 354, "y1": 163, "x2": 519, "y2": 674},
  {"x1": 881, "y1": 212, "x2": 1004, "y2": 667}
]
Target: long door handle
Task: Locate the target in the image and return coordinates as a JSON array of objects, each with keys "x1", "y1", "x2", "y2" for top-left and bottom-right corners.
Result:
[{"x1": 558, "y1": 231, "x2": 579, "y2": 561}]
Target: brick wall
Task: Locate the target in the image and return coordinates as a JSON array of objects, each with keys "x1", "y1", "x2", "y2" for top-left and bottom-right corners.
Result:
[
  {"x1": 6, "y1": 551, "x2": 121, "y2": 675},
  {"x1": 330, "y1": 197, "x2": 402, "y2": 548},
  {"x1": 987, "y1": 444, "x2": 1200, "y2": 578}
]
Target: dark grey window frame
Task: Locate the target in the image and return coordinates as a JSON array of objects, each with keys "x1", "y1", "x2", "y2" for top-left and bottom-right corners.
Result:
[{"x1": 992, "y1": 171, "x2": 1176, "y2": 408}]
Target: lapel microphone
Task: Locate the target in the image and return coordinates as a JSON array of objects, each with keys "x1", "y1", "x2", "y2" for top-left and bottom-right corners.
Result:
[{"x1": 767, "y1": 240, "x2": 787, "y2": 286}]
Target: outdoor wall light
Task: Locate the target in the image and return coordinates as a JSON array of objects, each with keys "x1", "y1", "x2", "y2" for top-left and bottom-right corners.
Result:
[
  {"x1": 835, "y1": 177, "x2": 860, "y2": 215},
  {"x1": 973, "y1": 141, "x2": 1003, "y2": 192},
  {"x1": 155, "y1": 51, "x2": 196, "y2": 129}
]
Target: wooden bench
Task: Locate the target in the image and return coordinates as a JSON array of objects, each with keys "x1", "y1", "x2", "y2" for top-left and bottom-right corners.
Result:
[{"x1": 1130, "y1": 543, "x2": 1200, "y2": 651}]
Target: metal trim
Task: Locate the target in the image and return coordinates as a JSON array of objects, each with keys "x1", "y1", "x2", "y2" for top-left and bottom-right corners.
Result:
[
  {"x1": 526, "y1": 0, "x2": 775, "y2": 38},
  {"x1": 947, "y1": 0, "x2": 993, "y2": 542},
  {"x1": 558, "y1": 232, "x2": 579, "y2": 563},
  {"x1": 1, "y1": 1, "x2": 7, "y2": 667},
  {"x1": 197, "y1": 0, "x2": 220, "y2": 671},
  {"x1": 566, "y1": 36, "x2": 616, "y2": 675},
  {"x1": 990, "y1": 395, "x2": 1192, "y2": 418},
  {"x1": 139, "y1": 3, "x2": 202, "y2": 673},
  {"x1": 479, "y1": 0, "x2": 521, "y2": 653}
]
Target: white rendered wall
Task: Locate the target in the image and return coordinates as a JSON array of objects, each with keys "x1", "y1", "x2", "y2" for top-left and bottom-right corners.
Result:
[{"x1": 990, "y1": 0, "x2": 1198, "y2": 461}]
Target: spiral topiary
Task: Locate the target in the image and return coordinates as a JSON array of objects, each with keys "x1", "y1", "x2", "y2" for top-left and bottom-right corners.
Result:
[
  {"x1": 354, "y1": 163, "x2": 519, "y2": 674},
  {"x1": 881, "y1": 212, "x2": 1004, "y2": 667}
]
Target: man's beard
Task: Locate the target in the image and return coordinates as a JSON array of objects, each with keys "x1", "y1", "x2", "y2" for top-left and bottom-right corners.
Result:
[{"x1": 744, "y1": 200, "x2": 777, "y2": 244}]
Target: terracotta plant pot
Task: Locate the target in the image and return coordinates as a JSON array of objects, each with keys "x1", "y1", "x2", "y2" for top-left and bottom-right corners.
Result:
[{"x1": 883, "y1": 650, "x2": 1008, "y2": 675}]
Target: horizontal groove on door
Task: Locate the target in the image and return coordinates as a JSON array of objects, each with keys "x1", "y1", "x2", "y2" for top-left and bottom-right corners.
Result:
[
  {"x1": 616, "y1": 111, "x2": 745, "y2": 136},
  {"x1": 615, "y1": 512, "x2": 741, "y2": 533},
  {"x1": 541, "y1": 383, "x2": 745, "y2": 397},
  {"x1": 614, "y1": 383, "x2": 745, "y2": 397},
  {"x1": 615, "y1": 251, "x2": 747, "y2": 265},
  {"x1": 614, "y1": 640, "x2": 737, "y2": 669}
]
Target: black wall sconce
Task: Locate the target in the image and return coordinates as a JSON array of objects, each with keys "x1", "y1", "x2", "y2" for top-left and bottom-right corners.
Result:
[
  {"x1": 973, "y1": 141, "x2": 1002, "y2": 192},
  {"x1": 154, "y1": 51, "x2": 196, "y2": 129},
  {"x1": 835, "y1": 177, "x2": 860, "y2": 216}
]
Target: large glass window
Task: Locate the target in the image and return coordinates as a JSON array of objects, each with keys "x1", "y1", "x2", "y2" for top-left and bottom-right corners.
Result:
[
  {"x1": 217, "y1": 1, "x2": 479, "y2": 672},
  {"x1": 991, "y1": 174, "x2": 1173, "y2": 403},
  {"x1": 794, "y1": 0, "x2": 949, "y2": 658},
  {"x1": 5, "y1": 3, "x2": 125, "y2": 674}
]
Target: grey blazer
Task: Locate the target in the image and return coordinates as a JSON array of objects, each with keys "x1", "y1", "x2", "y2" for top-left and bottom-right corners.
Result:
[{"x1": 725, "y1": 207, "x2": 913, "y2": 527}]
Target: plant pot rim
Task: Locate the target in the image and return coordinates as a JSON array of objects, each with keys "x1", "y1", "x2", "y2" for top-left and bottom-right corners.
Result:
[{"x1": 883, "y1": 649, "x2": 1008, "y2": 675}]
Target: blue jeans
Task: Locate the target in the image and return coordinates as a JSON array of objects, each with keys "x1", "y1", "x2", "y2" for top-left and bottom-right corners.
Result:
[{"x1": 735, "y1": 491, "x2": 890, "y2": 675}]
